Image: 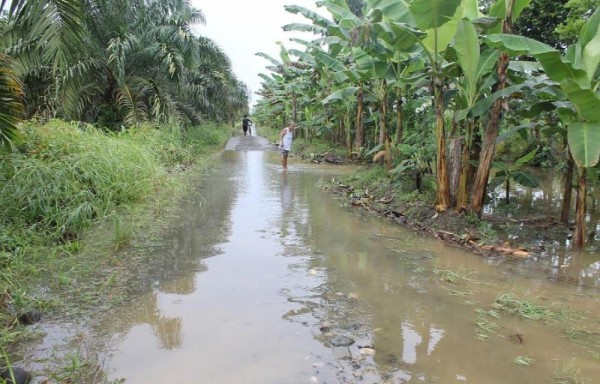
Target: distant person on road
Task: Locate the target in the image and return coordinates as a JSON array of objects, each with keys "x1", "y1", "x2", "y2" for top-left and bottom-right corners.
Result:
[
  {"x1": 242, "y1": 115, "x2": 252, "y2": 136},
  {"x1": 279, "y1": 122, "x2": 295, "y2": 170}
]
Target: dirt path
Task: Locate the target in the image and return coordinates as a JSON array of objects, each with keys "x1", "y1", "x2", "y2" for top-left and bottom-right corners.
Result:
[{"x1": 224, "y1": 134, "x2": 275, "y2": 152}]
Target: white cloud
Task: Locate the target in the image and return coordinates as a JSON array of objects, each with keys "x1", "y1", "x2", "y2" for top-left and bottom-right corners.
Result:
[{"x1": 190, "y1": 0, "x2": 323, "y2": 107}]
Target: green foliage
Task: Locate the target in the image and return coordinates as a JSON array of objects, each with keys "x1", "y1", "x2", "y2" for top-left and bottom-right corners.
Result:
[
  {"x1": 48, "y1": 350, "x2": 125, "y2": 384},
  {"x1": 556, "y1": 0, "x2": 598, "y2": 45},
  {"x1": 0, "y1": 121, "x2": 160, "y2": 241},
  {"x1": 528, "y1": 141, "x2": 560, "y2": 167},
  {"x1": 344, "y1": 165, "x2": 388, "y2": 188},
  {"x1": 489, "y1": 147, "x2": 540, "y2": 191},
  {"x1": 112, "y1": 215, "x2": 132, "y2": 251},
  {"x1": 513, "y1": 0, "x2": 570, "y2": 49},
  {"x1": 493, "y1": 293, "x2": 559, "y2": 321},
  {"x1": 0, "y1": 120, "x2": 229, "y2": 242},
  {"x1": 346, "y1": 0, "x2": 365, "y2": 17},
  {"x1": 0, "y1": 0, "x2": 249, "y2": 143}
]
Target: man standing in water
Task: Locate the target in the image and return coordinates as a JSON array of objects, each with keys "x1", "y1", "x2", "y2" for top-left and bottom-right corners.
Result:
[
  {"x1": 279, "y1": 122, "x2": 295, "y2": 170},
  {"x1": 242, "y1": 115, "x2": 252, "y2": 136}
]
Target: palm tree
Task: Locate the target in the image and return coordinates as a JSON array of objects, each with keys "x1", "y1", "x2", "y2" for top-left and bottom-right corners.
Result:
[
  {"x1": 0, "y1": 0, "x2": 84, "y2": 147},
  {"x1": 1, "y1": 0, "x2": 248, "y2": 134}
]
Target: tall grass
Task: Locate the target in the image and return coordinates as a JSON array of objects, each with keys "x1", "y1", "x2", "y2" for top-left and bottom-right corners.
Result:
[
  {"x1": 0, "y1": 120, "x2": 228, "y2": 243},
  {"x1": 0, "y1": 121, "x2": 160, "y2": 242}
]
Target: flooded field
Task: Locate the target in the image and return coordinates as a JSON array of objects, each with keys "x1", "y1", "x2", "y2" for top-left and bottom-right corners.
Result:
[
  {"x1": 24, "y1": 148, "x2": 600, "y2": 383},
  {"x1": 486, "y1": 167, "x2": 600, "y2": 290}
]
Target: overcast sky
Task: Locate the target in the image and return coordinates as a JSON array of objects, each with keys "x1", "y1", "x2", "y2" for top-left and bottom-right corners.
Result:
[{"x1": 190, "y1": 0, "x2": 322, "y2": 107}]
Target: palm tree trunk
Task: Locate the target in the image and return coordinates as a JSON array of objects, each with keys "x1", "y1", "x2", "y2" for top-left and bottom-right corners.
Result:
[
  {"x1": 573, "y1": 167, "x2": 587, "y2": 248},
  {"x1": 561, "y1": 149, "x2": 574, "y2": 224},
  {"x1": 354, "y1": 85, "x2": 364, "y2": 152}
]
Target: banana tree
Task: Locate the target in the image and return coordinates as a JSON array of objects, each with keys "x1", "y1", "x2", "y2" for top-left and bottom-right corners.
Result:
[
  {"x1": 449, "y1": 17, "x2": 499, "y2": 209},
  {"x1": 257, "y1": 42, "x2": 311, "y2": 127},
  {"x1": 488, "y1": 147, "x2": 539, "y2": 204},
  {"x1": 485, "y1": 7, "x2": 600, "y2": 247},
  {"x1": 469, "y1": 0, "x2": 532, "y2": 216},
  {"x1": 308, "y1": 0, "x2": 467, "y2": 206},
  {"x1": 406, "y1": 0, "x2": 464, "y2": 210},
  {"x1": 286, "y1": 0, "x2": 394, "y2": 163}
]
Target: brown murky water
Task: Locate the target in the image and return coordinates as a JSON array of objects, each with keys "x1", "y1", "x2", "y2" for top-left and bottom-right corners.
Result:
[
  {"x1": 30, "y1": 150, "x2": 600, "y2": 383},
  {"x1": 486, "y1": 167, "x2": 600, "y2": 289}
]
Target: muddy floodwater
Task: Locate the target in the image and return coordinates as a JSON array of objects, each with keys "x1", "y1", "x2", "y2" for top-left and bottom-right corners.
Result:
[{"x1": 28, "y1": 145, "x2": 600, "y2": 383}]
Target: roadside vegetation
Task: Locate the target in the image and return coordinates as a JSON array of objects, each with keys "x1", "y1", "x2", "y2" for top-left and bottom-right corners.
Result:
[
  {"x1": 0, "y1": 0, "x2": 247, "y2": 379},
  {"x1": 0, "y1": 120, "x2": 230, "y2": 376},
  {"x1": 252, "y1": 0, "x2": 600, "y2": 250}
]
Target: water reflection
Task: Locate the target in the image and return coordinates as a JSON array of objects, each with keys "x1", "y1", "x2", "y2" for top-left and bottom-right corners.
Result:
[
  {"x1": 401, "y1": 322, "x2": 421, "y2": 365},
  {"x1": 125, "y1": 292, "x2": 183, "y2": 351},
  {"x1": 279, "y1": 171, "x2": 294, "y2": 237}
]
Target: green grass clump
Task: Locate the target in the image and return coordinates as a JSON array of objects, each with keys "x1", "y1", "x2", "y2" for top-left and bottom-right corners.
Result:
[
  {"x1": 492, "y1": 293, "x2": 555, "y2": 321},
  {"x1": 1, "y1": 121, "x2": 161, "y2": 241},
  {"x1": 0, "y1": 120, "x2": 229, "y2": 243},
  {"x1": 554, "y1": 360, "x2": 592, "y2": 384},
  {"x1": 344, "y1": 166, "x2": 388, "y2": 189},
  {"x1": 514, "y1": 355, "x2": 534, "y2": 366}
]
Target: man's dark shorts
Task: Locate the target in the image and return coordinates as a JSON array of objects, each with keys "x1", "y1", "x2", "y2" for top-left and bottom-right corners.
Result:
[{"x1": 281, "y1": 149, "x2": 289, "y2": 157}]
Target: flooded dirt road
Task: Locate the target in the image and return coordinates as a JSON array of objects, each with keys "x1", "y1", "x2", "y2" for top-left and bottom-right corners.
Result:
[{"x1": 28, "y1": 139, "x2": 600, "y2": 383}]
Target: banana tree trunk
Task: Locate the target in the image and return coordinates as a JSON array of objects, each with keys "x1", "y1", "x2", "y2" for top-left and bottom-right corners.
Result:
[
  {"x1": 573, "y1": 167, "x2": 587, "y2": 248},
  {"x1": 434, "y1": 78, "x2": 450, "y2": 209},
  {"x1": 448, "y1": 137, "x2": 461, "y2": 205},
  {"x1": 456, "y1": 120, "x2": 474, "y2": 210},
  {"x1": 561, "y1": 149, "x2": 574, "y2": 224},
  {"x1": 470, "y1": 9, "x2": 513, "y2": 216},
  {"x1": 448, "y1": 118, "x2": 461, "y2": 206},
  {"x1": 354, "y1": 85, "x2": 364, "y2": 152},
  {"x1": 395, "y1": 87, "x2": 404, "y2": 145},
  {"x1": 292, "y1": 91, "x2": 297, "y2": 123},
  {"x1": 345, "y1": 113, "x2": 352, "y2": 158},
  {"x1": 381, "y1": 79, "x2": 392, "y2": 170},
  {"x1": 468, "y1": 121, "x2": 481, "y2": 186}
]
